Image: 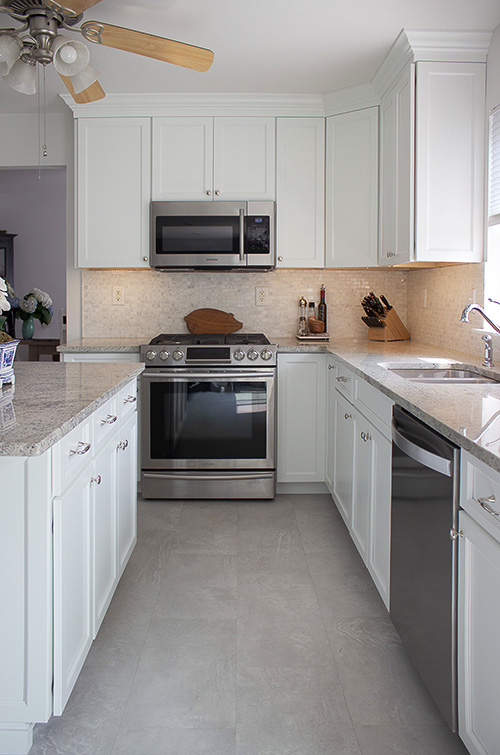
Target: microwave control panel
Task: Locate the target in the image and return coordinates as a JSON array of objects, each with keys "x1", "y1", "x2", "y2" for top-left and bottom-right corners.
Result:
[{"x1": 246, "y1": 216, "x2": 270, "y2": 253}]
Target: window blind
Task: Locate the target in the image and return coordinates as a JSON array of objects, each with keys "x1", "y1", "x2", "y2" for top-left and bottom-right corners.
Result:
[{"x1": 490, "y1": 106, "x2": 500, "y2": 225}]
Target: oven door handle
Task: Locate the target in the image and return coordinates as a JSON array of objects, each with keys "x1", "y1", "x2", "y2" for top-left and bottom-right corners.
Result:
[
  {"x1": 143, "y1": 472, "x2": 275, "y2": 482},
  {"x1": 142, "y1": 370, "x2": 275, "y2": 380}
]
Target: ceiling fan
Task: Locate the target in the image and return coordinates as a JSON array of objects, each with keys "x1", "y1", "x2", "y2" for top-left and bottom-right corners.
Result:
[{"x1": 0, "y1": 0, "x2": 214, "y2": 103}]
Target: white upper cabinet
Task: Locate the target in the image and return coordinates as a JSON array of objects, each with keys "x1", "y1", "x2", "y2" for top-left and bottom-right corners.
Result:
[
  {"x1": 378, "y1": 60, "x2": 486, "y2": 265},
  {"x1": 325, "y1": 107, "x2": 379, "y2": 267},
  {"x1": 276, "y1": 117, "x2": 325, "y2": 268},
  {"x1": 76, "y1": 118, "x2": 151, "y2": 268},
  {"x1": 152, "y1": 116, "x2": 275, "y2": 201}
]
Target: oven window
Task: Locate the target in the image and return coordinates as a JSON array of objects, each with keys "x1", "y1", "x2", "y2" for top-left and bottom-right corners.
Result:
[
  {"x1": 156, "y1": 216, "x2": 240, "y2": 255},
  {"x1": 149, "y1": 379, "x2": 268, "y2": 459}
]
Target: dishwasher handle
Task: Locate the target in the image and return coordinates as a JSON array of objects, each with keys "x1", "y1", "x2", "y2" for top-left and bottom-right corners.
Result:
[{"x1": 391, "y1": 418, "x2": 452, "y2": 477}]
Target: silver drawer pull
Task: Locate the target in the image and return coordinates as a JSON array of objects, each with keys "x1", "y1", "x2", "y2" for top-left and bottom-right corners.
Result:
[
  {"x1": 360, "y1": 431, "x2": 372, "y2": 442},
  {"x1": 478, "y1": 495, "x2": 500, "y2": 517},
  {"x1": 100, "y1": 414, "x2": 118, "y2": 425},
  {"x1": 336, "y1": 376, "x2": 348, "y2": 383},
  {"x1": 117, "y1": 439, "x2": 129, "y2": 451},
  {"x1": 344, "y1": 413, "x2": 352, "y2": 420},
  {"x1": 91, "y1": 474, "x2": 102, "y2": 485},
  {"x1": 123, "y1": 395, "x2": 137, "y2": 404},
  {"x1": 328, "y1": 364, "x2": 335, "y2": 370},
  {"x1": 450, "y1": 528, "x2": 463, "y2": 540},
  {"x1": 69, "y1": 441, "x2": 91, "y2": 457}
]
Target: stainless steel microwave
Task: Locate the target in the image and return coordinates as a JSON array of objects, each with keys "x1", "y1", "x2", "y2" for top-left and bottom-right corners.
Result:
[{"x1": 150, "y1": 201, "x2": 275, "y2": 270}]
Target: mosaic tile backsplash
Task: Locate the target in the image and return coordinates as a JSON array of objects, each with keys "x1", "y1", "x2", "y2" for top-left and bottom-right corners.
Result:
[
  {"x1": 82, "y1": 263, "x2": 491, "y2": 360},
  {"x1": 82, "y1": 267, "x2": 409, "y2": 342}
]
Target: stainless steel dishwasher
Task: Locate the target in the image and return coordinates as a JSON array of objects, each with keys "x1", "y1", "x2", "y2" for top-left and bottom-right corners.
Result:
[{"x1": 390, "y1": 405, "x2": 460, "y2": 732}]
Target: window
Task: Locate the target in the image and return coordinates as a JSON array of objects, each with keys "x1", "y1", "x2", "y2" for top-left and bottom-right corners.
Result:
[
  {"x1": 484, "y1": 106, "x2": 500, "y2": 324},
  {"x1": 489, "y1": 106, "x2": 500, "y2": 226}
]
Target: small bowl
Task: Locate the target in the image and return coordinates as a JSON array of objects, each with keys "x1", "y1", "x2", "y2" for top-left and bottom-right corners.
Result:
[{"x1": 308, "y1": 319, "x2": 325, "y2": 334}]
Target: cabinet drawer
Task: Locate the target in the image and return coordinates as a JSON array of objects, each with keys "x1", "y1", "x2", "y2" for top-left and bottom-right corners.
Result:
[
  {"x1": 354, "y1": 377, "x2": 393, "y2": 435},
  {"x1": 117, "y1": 380, "x2": 138, "y2": 420},
  {"x1": 334, "y1": 364, "x2": 353, "y2": 399},
  {"x1": 461, "y1": 451, "x2": 500, "y2": 541},
  {"x1": 53, "y1": 418, "x2": 92, "y2": 496},
  {"x1": 92, "y1": 395, "x2": 119, "y2": 451}
]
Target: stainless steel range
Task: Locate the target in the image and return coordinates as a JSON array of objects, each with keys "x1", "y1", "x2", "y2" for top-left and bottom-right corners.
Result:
[{"x1": 140, "y1": 333, "x2": 277, "y2": 500}]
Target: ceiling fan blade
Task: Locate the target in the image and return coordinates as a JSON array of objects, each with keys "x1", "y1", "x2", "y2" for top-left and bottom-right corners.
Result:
[
  {"x1": 60, "y1": 0, "x2": 104, "y2": 14},
  {"x1": 82, "y1": 21, "x2": 214, "y2": 72},
  {"x1": 59, "y1": 73, "x2": 105, "y2": 103}
]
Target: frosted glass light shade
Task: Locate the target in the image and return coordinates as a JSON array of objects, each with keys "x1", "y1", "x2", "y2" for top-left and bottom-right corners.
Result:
[
  {"x1": 68, "y1": 63, "x2": 100, "y2": 94},
  {"x1": 3, "y1": 57, "x2": 36, "y2": 94},
  {"x1": 0, "y1": 35, "x2": 22, "y2": 76},
  {"x1": 52, "y1": 36, "x2": 90, "y2": 76}
]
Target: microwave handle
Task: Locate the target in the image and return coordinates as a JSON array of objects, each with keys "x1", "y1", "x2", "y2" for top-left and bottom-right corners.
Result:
[{"x1": 239, "y1": 209, "x2": 245, "y2": 262}]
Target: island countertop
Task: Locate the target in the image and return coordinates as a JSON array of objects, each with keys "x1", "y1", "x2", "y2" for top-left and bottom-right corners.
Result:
[{"x1": 0, "y1": 361, "x2": 144, "y2": 457}]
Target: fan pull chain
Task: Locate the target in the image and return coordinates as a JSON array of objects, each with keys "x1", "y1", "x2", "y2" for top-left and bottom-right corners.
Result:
[{"x1": 37, "y1": 65, "x2": 48, "y2": 178}]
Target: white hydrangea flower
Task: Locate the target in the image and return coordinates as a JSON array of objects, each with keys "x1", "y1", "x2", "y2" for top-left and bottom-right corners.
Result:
[
  {"x1": 0, "y1": 277, "x2": 10, "y2": 313},
  {"x1": 31, "y1": 287, "x2": 52, "y2": 307},
  {"x1": 20, "y1": 295, "x2": 37, "y2": 314}
]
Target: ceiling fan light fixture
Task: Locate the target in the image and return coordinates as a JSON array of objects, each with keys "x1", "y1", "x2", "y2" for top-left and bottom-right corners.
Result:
[
  {"x1": 3, "y1": 55, "x2": 37, "y2": 94},
  {"x1": 68, "y1": 62, "x2": 99, "y2": 94},
  {"x1": 52, "y1": 35, "x2": 90, "y2": 76},
  {"x1": 0, "y1": 34, "x2": 23, "y2": 76}
]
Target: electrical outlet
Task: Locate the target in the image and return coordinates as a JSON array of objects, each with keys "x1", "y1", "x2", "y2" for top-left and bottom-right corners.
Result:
[
  {"x1": 112, "y1": 286, "x2": 125, "y2": 306},
  {"x1": 255, "y1": 286, "x2": 269, "y2": 306}
]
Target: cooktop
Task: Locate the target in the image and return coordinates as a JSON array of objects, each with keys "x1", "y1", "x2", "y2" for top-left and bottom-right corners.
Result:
[
  {"x1": 149, "y1": 333, "x2": 271, "y2": 346},
  {"x1": 142, "y1": 333, "x2": 276, "y2": 367}
]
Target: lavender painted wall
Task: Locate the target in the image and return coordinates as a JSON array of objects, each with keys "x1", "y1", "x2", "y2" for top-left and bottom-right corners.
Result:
[{"x1": 0, "y1": 167, "x2": 66, "y2": 340}]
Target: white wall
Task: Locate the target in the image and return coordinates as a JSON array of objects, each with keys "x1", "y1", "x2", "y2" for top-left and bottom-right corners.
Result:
[
  {"x1": 0, "y1": 111, "x2": 81, "y2": 341},
  {"x1": 487, "y1": 23, "x2": 500, "y2": 114},
  {"x1": 0, "y1": 168, "x2": 66, "y2": 340}
]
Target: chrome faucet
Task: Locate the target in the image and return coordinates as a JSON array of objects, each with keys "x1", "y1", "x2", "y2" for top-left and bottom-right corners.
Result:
[
  {"x1": 460, "y1": 303, "x2": 500, "y2": 336},
  {"x1": 460, "y1": 303, "x2": 500, "y2": 368}
]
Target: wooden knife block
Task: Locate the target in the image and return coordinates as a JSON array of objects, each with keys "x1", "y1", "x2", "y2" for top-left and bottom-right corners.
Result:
[{"x1": 367, "y1": 308, "x2": 410, "y2": 341}]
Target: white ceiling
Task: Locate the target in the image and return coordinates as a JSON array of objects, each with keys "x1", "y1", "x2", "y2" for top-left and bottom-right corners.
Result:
[{"x1": 1, "y1": 0, "x2": 500, "y2": 114}]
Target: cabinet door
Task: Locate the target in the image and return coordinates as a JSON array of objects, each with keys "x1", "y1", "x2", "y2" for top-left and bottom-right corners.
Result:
[
  {"x1": 53, "y1": 470, "x2": 92, "y2": 715},
  {"x1": 213, "y1": 117, "x2": 275, "y2": 200},
  {"x1": 92, "y1": 443, "x2": 117, "y2": 638},
  {"x1": 277, "y1": 353, "x2": 326, "y2": 484},
  {"x1": 379, "y1": 66, "x2": 414, "y2": 265},
  {"x1": 366, "y1": 425, "x2": 391, "y2": 607},
  {"x1": 152, "y1": 117, "x2": 213, "y2": 201},
  {"x1": 351, "y1": 409, "x2": 372, "y2": 560},
  {"x1": 325, "y1": 108, "x2": 378, "y2": 267},
  {"x1": 77, "y1": 118, "x2": 151, "y2": 268},
  {"x1": 459, "y1": 510, "x2": 500, "y2": 755},
  {"x1": 116, "y1": 412, "x2": 138, "y2": 576},
  {"x1": 415, "y1": 62, "x2": 485, "y2": 263},
  {"x1": 276, "y1": 117, "x2": 325, "y2": 267},
  {"x1": 332, "y1": 390, "x2": 355, "y2": 526}
]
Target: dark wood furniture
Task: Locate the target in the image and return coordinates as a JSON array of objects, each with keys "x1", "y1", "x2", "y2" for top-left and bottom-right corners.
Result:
[{"x1": 21, "y1": 338, "x2": 60, "y2": 361}]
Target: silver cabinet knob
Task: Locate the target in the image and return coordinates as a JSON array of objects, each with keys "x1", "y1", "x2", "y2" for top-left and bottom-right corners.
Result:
[
  {"x1": 206, "y1": 190, "x2": 212, "y2": 196},
  {"x1": 215, "y1": 190, "x2": 221, "y2": 196},
  {"x1": 278, "y1": 256, "x2": 284, "y2": 262},
  {"x1": 143, "y1": 256, "x2": 148, "y2": 261},
  {"x1": 91, "y1": 474, "x2": 102, "y2": 485}
]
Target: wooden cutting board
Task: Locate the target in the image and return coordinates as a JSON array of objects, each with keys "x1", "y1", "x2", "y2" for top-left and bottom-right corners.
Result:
[{"x1": 184, "y1": 308, "x2": 243, "y2": 334}]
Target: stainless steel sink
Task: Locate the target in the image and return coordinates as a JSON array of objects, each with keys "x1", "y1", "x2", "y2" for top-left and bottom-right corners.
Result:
[{"x1": 387, "y1": 367, "x2": 500, "y2": 384}]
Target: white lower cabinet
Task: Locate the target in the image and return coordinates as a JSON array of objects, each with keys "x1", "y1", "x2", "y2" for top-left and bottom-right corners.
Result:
[
  {"x1": 326, "y1": 357, "x2": 392, "y2": 607},
  {"x1": 53, "y1": 469, "x2": 93, "y2": 716},
  {"x1": 92, "y1": 441, "x2": 118, "y2": 637},
  {"x1": 116, "y1": 411, "x2": 138, "y2": 575},
  {"x1": 277, "y1": 353, "x2": 326, "y2": 484},
  {"x1": 458, "y1": 508, "x2": 500, "y2": 755}
]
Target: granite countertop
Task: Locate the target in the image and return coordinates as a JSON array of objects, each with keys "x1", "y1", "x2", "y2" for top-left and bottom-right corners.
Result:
[
  {"x1": 0, "y1": 362, "x2": 144, "y2": 457},
  {"x1": 55, "y1": 335, "x2": 500, "y2": 472}
]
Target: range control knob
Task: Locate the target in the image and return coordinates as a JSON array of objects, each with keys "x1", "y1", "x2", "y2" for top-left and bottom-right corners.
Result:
[
  {"x1": 233, "y1": 348, "x2": 246, "y2": 361},
  {"x1": 146, "y1": 350, "x2": 157, "y2": 361},
  {"x1": 247, "y1": 348, "x2": 259, "y2": 361},
  {"x1": 260, "y1": 348, "x2": 273, "y2": 361},
  {"x1": 172, "y1": 350, "x2": 184, "y2": 361},
  {"x1": 159, "y1": 350, "x2": 170, "y2": 361}
]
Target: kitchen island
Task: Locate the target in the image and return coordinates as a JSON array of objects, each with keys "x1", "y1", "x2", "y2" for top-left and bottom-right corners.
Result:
[{"x1": 0, "y1": 361, "x2": 143, "y2": 755}]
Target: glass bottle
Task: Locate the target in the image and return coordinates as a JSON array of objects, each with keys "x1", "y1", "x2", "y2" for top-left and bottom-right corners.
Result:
[{"x1": 317, "y1": 284, "x2": 327, "y2": 331}]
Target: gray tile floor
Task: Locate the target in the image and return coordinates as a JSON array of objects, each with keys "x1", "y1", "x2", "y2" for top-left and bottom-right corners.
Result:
[{"x1": 30, "y1": 494, "x2": 469, "y2": 755}]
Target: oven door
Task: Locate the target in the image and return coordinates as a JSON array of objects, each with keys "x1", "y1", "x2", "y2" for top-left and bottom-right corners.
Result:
[{"x1": 141, "y1": 368, "x2": 276, "y2": 470}]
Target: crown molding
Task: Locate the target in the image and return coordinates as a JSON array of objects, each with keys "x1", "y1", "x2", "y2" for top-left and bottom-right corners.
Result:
[
  {"x1": 60, "y1": 92, "x2": 326, "y2": 118},
  {"x1": 372, "y1": 29, "x2": 492, "y2": 97},
  {"x1": 322, "y1": 83, "x2": 380, "y2": 116}
]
